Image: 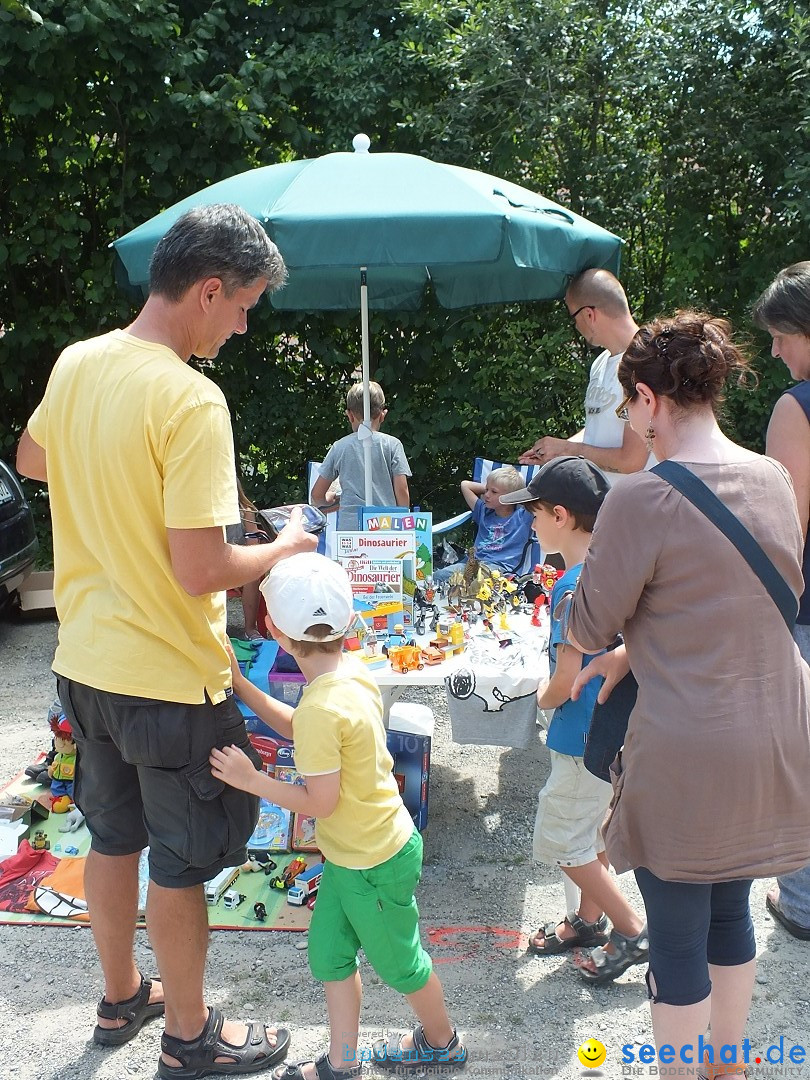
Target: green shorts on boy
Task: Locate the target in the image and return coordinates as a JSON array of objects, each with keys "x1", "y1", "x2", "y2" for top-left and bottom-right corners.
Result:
[{"x1": 211, "y1": 553, "x2": 466, "y2": 1079}]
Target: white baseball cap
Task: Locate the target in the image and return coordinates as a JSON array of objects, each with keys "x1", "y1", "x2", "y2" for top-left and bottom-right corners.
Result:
[{"x1": 260, "y1": 553, "x2": 354, "y2": 642}]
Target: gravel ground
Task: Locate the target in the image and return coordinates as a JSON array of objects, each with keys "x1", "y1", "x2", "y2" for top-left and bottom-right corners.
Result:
[{"x1": 0, "y1": 603, "x2": 807, "y2": 1080}]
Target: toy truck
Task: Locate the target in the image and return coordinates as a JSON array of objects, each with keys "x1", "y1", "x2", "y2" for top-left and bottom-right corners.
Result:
[
  {"x1": 387, "y1": 644, "x2": 424, "y2": 674},
  {"x1": 287, "y1": 862, "x2": 324, "y2": 906},
  {"x1": 204, "y1": 865, "x2": 240, "y2": 904}
]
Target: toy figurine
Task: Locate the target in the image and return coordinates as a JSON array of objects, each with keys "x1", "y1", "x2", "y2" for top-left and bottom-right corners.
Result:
[
  {"x1": 254, "y1": 902, "x2": 267, "y2": 922},
  {"x1": 531, "y1": 595, "x2": 547, "y2": 626},
  {"x1": 541, "y1": 563, "x2": 564, "y2": 594},
  {"x1": 364, "y1": 628, "x2": 379, "y2": 657},
  {"x1": 48, "y1": 715, "x2": 76, "y2": 813},
  {"x1": 413, "y1": 582, "x2": 440, "y2": 637}
]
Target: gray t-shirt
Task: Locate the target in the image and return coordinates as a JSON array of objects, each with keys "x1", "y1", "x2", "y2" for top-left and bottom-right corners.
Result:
[{"x1": 318, "y1": 430, "x2": 411, "y2": 520}]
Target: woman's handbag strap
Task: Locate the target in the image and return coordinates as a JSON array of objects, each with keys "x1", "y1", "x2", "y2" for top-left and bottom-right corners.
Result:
[{"x1": 652, "y1": 460, "x2": 797, "y2": 632}]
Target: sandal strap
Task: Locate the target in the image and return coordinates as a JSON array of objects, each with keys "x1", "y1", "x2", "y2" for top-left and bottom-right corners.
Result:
[
  {"x1": 161, "y1": 1006, "x2": 224, "y2": 1065},
  {"x1": 609, "y1": 925, "x2": 649, "y2": 953},
  {"x1": 314, "y1": 1051, "x2": 362, "y2": 1080},
  {"x1": 568, "y1": 913, "x2": 607, "y2": 937},
  {"x1": 413, "y1": 1025, "x2": 463, "y2": 1060},
  {"x1": 583, "y1": 926, "x2": 649, "y2": 978},
  {"x1": 97, "y1": 974, "x2": 151, "y2": 1022},
  {"x1": 412, "y1": 1026, "x2": 432, "y2": 1058}
]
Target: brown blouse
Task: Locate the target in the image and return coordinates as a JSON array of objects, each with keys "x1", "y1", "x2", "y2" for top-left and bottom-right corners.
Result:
[{"x1": 569, "y1": 457, "x2": 810, "y2": 882}]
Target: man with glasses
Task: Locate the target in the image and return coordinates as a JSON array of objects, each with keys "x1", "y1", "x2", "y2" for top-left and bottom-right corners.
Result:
[{"x1": 520, "y1": 269, "x2": 648, "y2": 479}]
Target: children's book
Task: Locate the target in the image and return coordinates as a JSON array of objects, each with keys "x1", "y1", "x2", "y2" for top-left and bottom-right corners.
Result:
[
  {"x1": 359, "y1": 508, "x2": 433, "y2": 580},
  {"x1": 291, "y1": 813, "x2": 319, "y2": 853},
  {"x1": 247, "y1": 799, "x2": 292, "y2": 852},
  {"x1": 336, "y1": 554, "x2": 406, "y2": 635},
  {"x1": 274, "y1": 766, "x2": 320, "y2": 854},
  {"x1": 335, "y1": 530, "x2": 416, "y2": 633}
]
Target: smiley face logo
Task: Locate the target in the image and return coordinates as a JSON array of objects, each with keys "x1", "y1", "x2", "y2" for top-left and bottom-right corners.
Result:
[{"x1": 577, "y1": 1039, "x2": 607, "y2": 1069}]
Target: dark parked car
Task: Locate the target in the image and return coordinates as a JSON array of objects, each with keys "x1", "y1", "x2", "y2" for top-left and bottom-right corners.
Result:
[{"x1": 0, "y1": 458, "x2": 38, "y2": 607}]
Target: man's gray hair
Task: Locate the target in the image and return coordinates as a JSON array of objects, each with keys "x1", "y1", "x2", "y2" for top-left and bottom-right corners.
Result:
[{"x1": 149, "y1": 204, "x2": 286, "y2": 301}]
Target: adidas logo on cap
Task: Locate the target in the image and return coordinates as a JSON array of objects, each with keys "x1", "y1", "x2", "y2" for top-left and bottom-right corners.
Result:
[{"x1": 312, "y1": 606, "x2": 328, "y2": 618}]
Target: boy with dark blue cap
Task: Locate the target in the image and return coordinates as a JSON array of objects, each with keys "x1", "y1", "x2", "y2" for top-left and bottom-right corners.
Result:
[{"x1": 500, "y1": 456, "x2": 649, "y2": 984}]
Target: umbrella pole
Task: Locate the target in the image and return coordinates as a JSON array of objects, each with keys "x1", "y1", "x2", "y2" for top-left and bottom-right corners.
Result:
[{"x1": 360, "y1": 266, "x2": 373, "y2": 507}]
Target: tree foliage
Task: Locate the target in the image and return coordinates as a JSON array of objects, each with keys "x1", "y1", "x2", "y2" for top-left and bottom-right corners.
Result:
[{"x1": 1, "y1": 0, "x2": 808, "y2": 529}]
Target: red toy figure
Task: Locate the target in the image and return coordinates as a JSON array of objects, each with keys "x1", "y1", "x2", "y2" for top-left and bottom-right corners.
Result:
[
  {"x1": 540, "y1": 563, "x2": 564, "y2": 596},
  {"x1": 531, "y1": 595, "x2": 547, "y2": 626}
]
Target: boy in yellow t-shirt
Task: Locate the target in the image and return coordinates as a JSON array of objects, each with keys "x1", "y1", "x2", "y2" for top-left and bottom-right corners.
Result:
[{"x1": 211, "y1": 553, "x2": 466, "y2": 1080}]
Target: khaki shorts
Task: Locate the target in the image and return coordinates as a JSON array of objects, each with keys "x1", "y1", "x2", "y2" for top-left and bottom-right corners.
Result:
[
  {"x1": 532, "y1": 750, "x2": 612, "y2": 868},
  {"x1": 58, "y1": 676, "x2": 260, "y2": 889}
]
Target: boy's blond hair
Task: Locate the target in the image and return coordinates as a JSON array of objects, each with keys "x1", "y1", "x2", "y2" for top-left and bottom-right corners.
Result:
[
  {"x1": 487, "y1": 465, "x2": 524, "y2": 494},
  {"x1": 346, "y1": 381, "x2": 385, "y2": 420},
  {"x1": 286, "y1": 624, "x2": 346, "y2": 657}
]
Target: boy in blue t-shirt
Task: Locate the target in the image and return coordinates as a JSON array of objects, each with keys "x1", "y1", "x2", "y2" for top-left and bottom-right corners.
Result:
[
  {"x1": 500, "y1": 456, "x2": 648, "y2": 984},
  {"x1": 433, "y1": 466, "x2": 533, "y2": 583}
]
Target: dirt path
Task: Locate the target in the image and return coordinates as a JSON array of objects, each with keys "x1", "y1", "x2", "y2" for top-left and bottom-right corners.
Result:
[{"x1": 0, "y1": 607, "x2": 806, "y2": 1080}]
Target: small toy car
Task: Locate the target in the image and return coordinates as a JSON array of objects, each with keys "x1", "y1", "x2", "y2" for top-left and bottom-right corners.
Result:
[
  {"x1": 222, "y1": 889, "x2": 246, "y2": 909},
  {"x1": 269, "y1": 857, "x2": 308, "y2": 891}
]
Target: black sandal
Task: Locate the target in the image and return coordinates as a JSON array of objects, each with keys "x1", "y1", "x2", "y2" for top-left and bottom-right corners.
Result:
[
  {"x1": 576, "y1": 924, "x2": 649, "y2": 985},
  {"x1": 273, "y1": 1050, "x2": 362, "y2": 1080},
  {"x1": 372, "y1": 1025, "x2": 467, "y2": 1072},
  {"x1": 157, "y1": 1006, "x2": 291, "y2": 1079},
  {"x1": 527, "y1": 913, "x2": 608, "y2": 956},
  {"x1": 94, "y1": 973, "x2": 165, "y2": 1047}
]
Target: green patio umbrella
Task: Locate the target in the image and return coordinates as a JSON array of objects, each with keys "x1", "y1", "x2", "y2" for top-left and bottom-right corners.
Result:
[{"x1": 113, "y1": 134, "x2": 623, "y2": 503}]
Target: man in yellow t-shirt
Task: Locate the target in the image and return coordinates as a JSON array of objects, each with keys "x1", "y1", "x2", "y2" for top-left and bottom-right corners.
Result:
[
  {"x1": 211, "y1": 554, "x2": 466, "y2": 1080},
  {"x1": 17, "y1": 205, "x2": 316, "y2": 1079}
]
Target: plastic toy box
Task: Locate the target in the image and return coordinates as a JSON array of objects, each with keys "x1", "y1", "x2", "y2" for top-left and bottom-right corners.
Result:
[
  {"x1": 386, "y1": 703, "x2": 434, "y2": 832},
  {"x1": 267, "y1": 648, "x2": 307, "y2": 707}
]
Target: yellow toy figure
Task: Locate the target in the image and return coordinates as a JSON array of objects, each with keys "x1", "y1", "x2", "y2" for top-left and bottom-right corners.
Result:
[{"x1": 48, "y1": 715, "x2": 76, "y2": 813}]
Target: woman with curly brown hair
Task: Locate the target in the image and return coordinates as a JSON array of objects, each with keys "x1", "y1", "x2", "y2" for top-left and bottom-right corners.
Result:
[{"x1": 568, "y1": 311, "x2": 810, "y2": 1078}]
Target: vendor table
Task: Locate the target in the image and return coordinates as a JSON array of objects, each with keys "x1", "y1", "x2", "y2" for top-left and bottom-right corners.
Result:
[
  {"x1": 237, "y1": 612, "x2": 550, "y2": 749},
  {"x1": 373, "y1": 613, "x2": 547, "y2": 706}
]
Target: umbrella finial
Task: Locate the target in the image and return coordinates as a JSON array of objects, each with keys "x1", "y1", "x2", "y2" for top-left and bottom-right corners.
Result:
[{"x1": 352, "y1": 133, "x2": 371, "y2": 154}]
